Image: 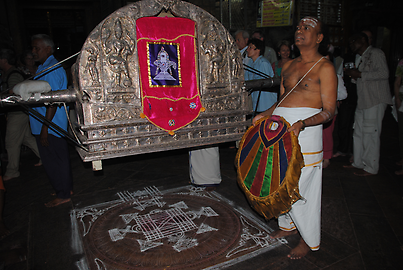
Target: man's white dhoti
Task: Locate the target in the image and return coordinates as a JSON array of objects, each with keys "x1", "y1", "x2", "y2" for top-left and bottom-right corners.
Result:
[
  {"x1": 189, "y1": 147, "x2": 222, "y2": 186},
  {"x1": 273, "y1": 107, "x2": 323, "y2": 250}
]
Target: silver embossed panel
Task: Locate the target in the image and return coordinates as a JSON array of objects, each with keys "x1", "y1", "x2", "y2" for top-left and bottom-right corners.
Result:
[{"x1": 72, "y1": 0, "x2": 250, "y2": 162}]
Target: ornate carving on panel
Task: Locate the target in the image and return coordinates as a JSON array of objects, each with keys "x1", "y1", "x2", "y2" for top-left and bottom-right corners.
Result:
[
  {"x1": 201, "y1": 21, "x2": 226, "y2": 84},
  {"x1": 93, "y1": 106, "x2": 116, "y2": 122},
  {"x1": 74, "y1": 0, "x2": 249, "y2": 158},
  {"x1": 86, "y1": 46, "x2": 100, "y2": 86},
  {"x1": 106, "y1": 93, "x2": 136, "y2": 103},
  {"x1": 170, "y1": 0, "x2": 193, "y2": 18},
  {"x1": 101, "y1": 18, "x2": 135, "y2": 88},
  {"x1": 155, "y1": 0, "x2": 179, "y2": 10},
  {"x1": 137, "y1": 0, "x2": 176, "y2": 16},
  {"x1": 116, "y1": 108, "x2": 135, "y2": 120},
  {"x1": 127, "y1": 2, "x2": 140, "y2": 17},
  {"x1": 229, "y1": 42, "x2": 242, "y2": 80},
  {"x1": 89, "y1": 88, "x2": 103, "y2": 101},
  {"x1": 93, "y1": 106, "x2": 136, "y2": 122},
  {"x1": 203, "y1": 94, "x2": 241, "y2": 111}
]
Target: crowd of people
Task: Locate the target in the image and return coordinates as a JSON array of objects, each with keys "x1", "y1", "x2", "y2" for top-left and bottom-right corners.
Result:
[
  {"x1": 0, "y1": 34, "x2": 74, "y2": 240},
  {"x1": 235, "y1": 16, "x2": 400, "y2": 259},
  {"x1": 235, "y1": 24, "x2": 399, "y2": 176},
  {"x1": 0, "y1": 14, "x2": 401, "y2": 262}
]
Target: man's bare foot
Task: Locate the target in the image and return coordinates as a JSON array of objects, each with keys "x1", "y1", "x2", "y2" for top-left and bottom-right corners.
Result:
[
  {"x1": 332, "y1": 151, "x2": 345, "y2": 158},
  {"x1": 50, "y1": 190, "x2": 73, "y2": 196},
  {"x1": 288, "y1": 238, "x2": 310, "y2": 259},
  {"x1": 45, "y1": 198, "x2": 71, "y2": 207},
  {"x1": 270, "y1": 229, "x2": 298, "y2": 239},
  {"x1": 3, "y1": 175, "x2": 16, "y2": 181},
  {"x1": 323, "y1": 159, "x2": 330, "y2": 168},
  {"x1": 34, "y1": 161, "x2": 42, "y2": 167}
]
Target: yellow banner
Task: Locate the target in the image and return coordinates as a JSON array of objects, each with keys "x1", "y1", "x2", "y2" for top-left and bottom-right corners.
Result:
[{"x1": 257, "y1": 0, "x2": 294, "y2": 27}]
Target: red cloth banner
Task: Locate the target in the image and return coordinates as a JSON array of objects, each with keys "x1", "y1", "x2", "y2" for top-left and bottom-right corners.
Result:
[{"x1": 136, "y1": 17, "x2": 204, "y2": 134}]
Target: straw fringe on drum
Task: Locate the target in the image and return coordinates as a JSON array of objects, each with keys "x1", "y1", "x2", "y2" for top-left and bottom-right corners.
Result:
[{"x1": 236, "y1": 115, "x2": 304, "y2": 220}]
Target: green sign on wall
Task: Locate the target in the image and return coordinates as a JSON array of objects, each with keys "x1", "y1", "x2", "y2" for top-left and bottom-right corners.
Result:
[{"x1": 257, "y1": 0, "x2": 294, "y2": 27}]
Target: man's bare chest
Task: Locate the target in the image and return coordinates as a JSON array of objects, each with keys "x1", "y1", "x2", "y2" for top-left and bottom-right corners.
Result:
[{"x1": 283, "y1": 69, "x2": 320, "y2": 92}]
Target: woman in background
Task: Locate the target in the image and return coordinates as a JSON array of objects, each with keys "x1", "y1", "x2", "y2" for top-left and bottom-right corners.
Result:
[
  {"x1": 271, "y1": 40, "x2": 292, "y2": 77},
  {"x1": 322, "y1": 46, "x2": 347, "y2": 168},
  {"x1": 19, "y1": 50, "x2": 37, "y2": 77}
]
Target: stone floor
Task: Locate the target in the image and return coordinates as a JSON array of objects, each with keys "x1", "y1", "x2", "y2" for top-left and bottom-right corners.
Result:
[{"x1": 0, "y1": 110, "x2": 403, "y2": 269}]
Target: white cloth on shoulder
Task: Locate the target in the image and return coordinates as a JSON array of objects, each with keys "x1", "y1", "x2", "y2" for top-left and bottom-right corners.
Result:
[
  {"x1": 273, "y1": 107, "x2": 323, "y2": 250},
  {"x1": 13, "y1": 80, "x2": 51, "y2": 101}
]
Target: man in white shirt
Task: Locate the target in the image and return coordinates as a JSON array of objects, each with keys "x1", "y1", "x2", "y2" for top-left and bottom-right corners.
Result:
[{"x1": 344, "y1": 32, "x2": 392, "y2": 176}]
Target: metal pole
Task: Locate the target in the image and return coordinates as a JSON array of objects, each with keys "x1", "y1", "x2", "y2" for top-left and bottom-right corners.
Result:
[
  {"x1": 244, "y1": 77, "x2": 281, "y2": 91},
  {"x1": 253, "y1": 89, "x2": 262, "y2": 118},
  {"x1": 0, "y1": 88, "x2": 78, "y2": 107},
  {"x1": 19, "y1": 103, "x2": 88, "y2": 152}
]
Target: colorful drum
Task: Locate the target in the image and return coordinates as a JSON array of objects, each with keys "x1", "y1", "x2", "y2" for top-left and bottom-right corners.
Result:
[{"x1": 236, "y1": 115, "x2": 304, "y2": 220}]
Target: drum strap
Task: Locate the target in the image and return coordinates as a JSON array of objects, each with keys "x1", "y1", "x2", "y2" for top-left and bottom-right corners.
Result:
[{"x1": 276, "y1": 56, "x2": 325, "y2": 109}]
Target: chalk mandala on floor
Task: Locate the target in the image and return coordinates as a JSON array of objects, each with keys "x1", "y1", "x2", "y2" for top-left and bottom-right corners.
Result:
[{"x1": 71, "y1": 186, "x2": 285, "y2": 269}]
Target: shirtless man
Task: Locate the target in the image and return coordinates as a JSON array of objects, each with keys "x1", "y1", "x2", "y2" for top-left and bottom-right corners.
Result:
[{"x1": 253, "y1": 17, "x2": 337, "y2": 259}]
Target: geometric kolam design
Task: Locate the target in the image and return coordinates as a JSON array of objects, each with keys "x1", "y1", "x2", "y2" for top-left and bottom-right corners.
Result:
[{"x1": 72, "y1": 186, "x2": 283, "y2": 269}]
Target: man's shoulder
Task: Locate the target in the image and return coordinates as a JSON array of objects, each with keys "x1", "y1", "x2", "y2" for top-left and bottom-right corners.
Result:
[
  {"x1": 7, "y1": 67, "x2": 24, "y2": 76},
  {"x1": 317, "y1": 58, "x2": 336, "y2": 77},
  {"x1": 6, "y1": 67, "x2": 24, "y2": 81},
  {"x1": 45, "y1": 56, "x2": 66, "y2": 75},
  {"x1": 280, "y1": 58, "x2": 295, "y2": 75},
  {"x1": 367, "y1": 46, "x2": 385, "y2": 57},
  {"x1": 257, "y1": 55, "x2": 271, "y2": 65},
  {"x1": 320, "y1": 57, "x2": 335, "y2": 67}
]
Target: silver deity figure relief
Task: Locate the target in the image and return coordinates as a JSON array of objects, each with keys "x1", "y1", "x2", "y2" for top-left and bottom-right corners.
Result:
[
  {"x1": 229, "y1": 42, "x2": 242, "y2": 80},
  {"x1": 72, "y1": 0, "x2": 249, "y2": 162},
  {"x1": 201, "y1": 21, "x2": 226, "y2": 84},
  {"x1": 103, "y1": 19, "x2": 135, "y2": 88},
  {"x1": 86, "y1": 46, "x2": 100, "y2": 87}
]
